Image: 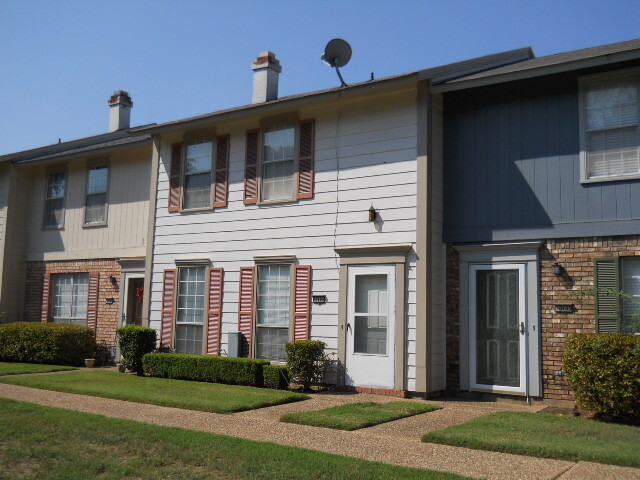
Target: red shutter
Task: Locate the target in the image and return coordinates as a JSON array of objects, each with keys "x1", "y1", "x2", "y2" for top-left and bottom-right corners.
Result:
[
  {"x1": 206, "y1": 268, "x2": 224, "y2": 355},
  {"x1": 86, "y1": 272, "x2": 100, "y2": 331},
  {"x1": 238, "y1": 267, "x2": 255, "y2": 357},
  {"x1": 41, "y1": 274, "x2": 51, "y2": 322},
  {"x1": 293, "y1": 265, "x2": 312, "y2": 340},
  {"x1": 168, "y1": 143, "x2": 183, "y2": 212},
  {"x1": 244, "y1": 130, "x2": 259, "y2": 204},
  {"x1": 161, "y1": 269, "x2": 176, "y2": 349},
  {"x1": 297, "y1": 119, "x2": 315, "y2": 199},
  {"x1": 213, "y1": 135, "x2": 230, "y2": 208}
]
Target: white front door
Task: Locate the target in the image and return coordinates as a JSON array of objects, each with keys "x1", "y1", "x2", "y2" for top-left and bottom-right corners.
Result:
[
  {"x1": 345, "y1": 264, "x2": 396, "y2": 388},
  {"x1": 469, "y1": 264, "x2": 526, "y2": 394}
]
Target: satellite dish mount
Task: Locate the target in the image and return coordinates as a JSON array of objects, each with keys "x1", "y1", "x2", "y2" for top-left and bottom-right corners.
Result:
[{"x1": 321, "y1": 38, "x2": 352, "y2": 87}]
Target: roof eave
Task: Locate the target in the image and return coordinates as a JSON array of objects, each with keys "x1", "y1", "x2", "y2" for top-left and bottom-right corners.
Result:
[{"x1": 431, "y1": 48, "x2": 640, "y2": 93}]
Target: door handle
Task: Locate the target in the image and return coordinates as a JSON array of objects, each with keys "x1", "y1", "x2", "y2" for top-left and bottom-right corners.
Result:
[
  {"x1": 520, "y1": 322, "x2": 525, "y2": 335},
  {"x1": 346, "y1": 323, "x2": 352, "y2": 333}
]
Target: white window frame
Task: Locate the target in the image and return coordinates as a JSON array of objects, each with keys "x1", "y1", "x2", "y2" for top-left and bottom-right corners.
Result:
[
  {"x1": 43, "y1": 167, "x2": 67, "y2": 229},
  {"x1": 579, "y1": 67, "x2": 640, "y2": 183},
  {"x1": 51, "y1": 273, "x2": 89, "y2": 325},
  {"x1": 181, "y1": 132, "x2": 215, "y2": 212},
  {"x1": 174, "y1": 265, "x2": 207, "y2": 355},
  {"x1": 620, "y1": 257, "x2": 640, "y2": 335},
  {"x1": 83, "y1": 161, "x2": 110, "y2": 227},
  {"x1": 260, "y1": 123, "x2": 297, "y2": 203}
]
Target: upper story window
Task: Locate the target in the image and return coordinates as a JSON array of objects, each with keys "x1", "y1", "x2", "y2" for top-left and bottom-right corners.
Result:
[
  {"x1": 183, "y1": 140, "x2": 213, "y2": 209},
  {"x1": 244, "y1": 119, "x2": 315, "y2": 205},
  {"x1": 84, "y1": 165, "x2": 109, "y2": 225},
  {"x1": 262, "y1": 124, "x2": 295, "y2": 201},
  {"x1": 580, "y1": 68, "x2": 640, "y2": 182},
  {"x1": 44, "y1": 169, "x2": 66, "y2": 229}
]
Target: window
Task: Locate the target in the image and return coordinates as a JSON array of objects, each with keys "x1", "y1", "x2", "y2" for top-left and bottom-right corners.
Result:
[
  {"x1": 84, "y1": 165, "x2": 109, "y2": 225},
  {"x1": 262, "y1": 124, "x2": 295, "y2": 201},
  {"x1": 256, "y1": 264, "x2": 291, "y2": 361},
  {"x1": 243, "y1": 119, "x2": 315, "y2": 204},
  {"x1": 175, "y1": 266, "x2": 206, "y2": 354},
  {"x1": 580, "y1": 68, "x2": 640, "y2": 182},
  {"x1": 183, "y1": 140, "x2": 213, "y2": 209},
  {"x1": 51, "y1": 273, "x2": 89, "y2": 325},
  {"x1": 594, "y1": 257, "x2": 640, "y2": 334},
  {"x1": 44, "y1": 170, "x2": 66, "y2": 228}
]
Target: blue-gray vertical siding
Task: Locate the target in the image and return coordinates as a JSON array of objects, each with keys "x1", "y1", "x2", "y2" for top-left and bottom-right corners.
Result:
[{"x1": 443, "y1": 72, "x2": 640, "y2": 243}]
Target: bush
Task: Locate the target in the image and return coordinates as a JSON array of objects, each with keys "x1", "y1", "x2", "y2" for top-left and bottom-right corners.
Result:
[
  {"x1": 117, "y1": 325, "x2": 157, "y2": 375},
  {"x1": 285, "y1": 340, "x2": 326, "y2": 391},
  {"x1": 263, "y1": 365, "x2": 290, "y2": 390},
  {"x1": 564, "y1": 333, "x2": 640, "y2": 424},
  {"x1": 143, "y1": 353, "x2": 269, "y2": 387},
  {"x1": 0, "y1": 322, "x2": 95, "y2": 366}
]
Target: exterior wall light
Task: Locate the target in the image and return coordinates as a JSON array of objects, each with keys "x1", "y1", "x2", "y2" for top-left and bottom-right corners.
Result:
[
  {"x1": 368, "y1": 205, "x2": 377, "y2": 222},
  {"x1": 552, "y1": 262, "x2": 562, "y2": 275},
  {"x1": 109, "y1": 275, "x2": 118, "y2": 285}
]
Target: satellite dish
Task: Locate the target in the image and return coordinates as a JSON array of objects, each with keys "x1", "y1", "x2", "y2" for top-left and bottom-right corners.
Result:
[{"x1": 321, "y1": 38, "x2": 352, "y2": 87}]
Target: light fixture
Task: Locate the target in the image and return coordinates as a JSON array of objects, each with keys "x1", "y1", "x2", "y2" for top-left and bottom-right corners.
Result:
[
  {"x1": 109, "y1": 275, "x2": 118, "y2": 285},
  {"x1": 552, "y1": 262, "x2": 562, "y2": 275},
  {"x1": 368, "y1": 205, "x2": 377, "y2": 222}
]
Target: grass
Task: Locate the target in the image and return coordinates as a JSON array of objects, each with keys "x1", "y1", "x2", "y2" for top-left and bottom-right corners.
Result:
[
  {"x1": 0, "y1": 370, "x2": 307, "y2": 413},
  {"x1": 0, "y1": 398, "x2": 475, "y2": 480},
  {"x1": 281, "y1": 401, "x2": 441, "y2": 431},
  {"x1": 0, "y1": 362, "x2": 76, "y2": 376},
  {"x1": 422, "y1": 411, "x2": 640, "y2": 468}
]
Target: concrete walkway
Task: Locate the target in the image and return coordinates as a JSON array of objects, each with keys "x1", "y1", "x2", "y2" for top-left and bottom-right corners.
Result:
[{"x1": 0, "y1": 380, "x2": 638, "y2": 480}]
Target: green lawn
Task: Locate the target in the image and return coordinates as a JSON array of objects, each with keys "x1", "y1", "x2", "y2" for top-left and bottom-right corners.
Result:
[
  {"x1": 0, "y1": 370, "x2": 307, "y2": 413},
  {"x1": 281, "y1": 401, "x2": 441, "y2": 431},
  {"x1": 0, "y1": 398, "x2": 474, "y2": 480},
  {"x1": 0, "y1": 362, "x2": 76, "y2": 376},
  {"x1": 422, "y1": 411, "x2": 640, "y2": 468}
]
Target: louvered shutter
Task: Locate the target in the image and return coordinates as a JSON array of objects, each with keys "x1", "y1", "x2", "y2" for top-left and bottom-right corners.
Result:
[
  {"x1": 206, "y1": 268, "x2": 224, "y2": 355},
  {"x1": 86, "y1": 272, "x2": 100, "y2": 331},
  {"x1": 293, "y1": 265, "x2": 312, "y2": 340},
  {"x1": 161, "y1": 269, "x2": 176, "y2": 348},
  {"x1": 297, "y1": 120, "x2": 315, "y2": 199},
  {"x1": 244, "y1": 130, "x2": 259, "y2": 204},
  {"x1": 41, "y1": 274, "x2": 51, "y2": 322},
  {"x1": 238, "y1": 267, "x2": 255, "y2": 357},
  {"x1": 168, "y1": 143, "x2": 183, "y2": 212},
  {"x1": 594, "y1": 258, "x2": 620, "y2": 333},
  {"x1": 213, "y1": 135, "x2": 230, "y2": 208}
]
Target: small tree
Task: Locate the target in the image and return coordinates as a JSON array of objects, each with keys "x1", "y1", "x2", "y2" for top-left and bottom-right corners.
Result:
[
  {"x1": 117, "y1": 325, "x2": 157, "y2": 375},
  {"x1": 285, "y1": 340, "x2": 326, "y2": 391}
]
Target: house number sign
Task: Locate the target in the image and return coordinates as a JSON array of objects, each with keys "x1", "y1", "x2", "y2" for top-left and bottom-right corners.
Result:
[{"x1": 555, "y1": 304, "x2": 574, "y2": 314}]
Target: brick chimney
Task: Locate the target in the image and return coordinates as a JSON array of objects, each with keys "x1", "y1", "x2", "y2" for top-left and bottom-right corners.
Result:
[
  {"x1": 108, "y1": 90, "x2": 133, "y2": 132},
  {"x1": 252, "y1": 52, "x2": 281, "y2": 104}
]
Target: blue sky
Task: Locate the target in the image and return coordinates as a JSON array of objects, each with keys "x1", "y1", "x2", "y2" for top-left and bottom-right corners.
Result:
[{"x1": 1, "y1": 0, "x2": 639, "y2": 155}]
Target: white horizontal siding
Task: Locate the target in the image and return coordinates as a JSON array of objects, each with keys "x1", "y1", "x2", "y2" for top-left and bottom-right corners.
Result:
[{"x1": 149, "y1": 86, "x2": 419, "y2": 389}]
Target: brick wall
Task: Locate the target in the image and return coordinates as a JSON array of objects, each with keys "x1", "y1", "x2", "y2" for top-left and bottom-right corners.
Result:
[
  {"x1": 446, "y1": 235, "x2": 640, "y2": 401},
  {"x1": 25, "y1": 259, "x2": 122, "y2": 357}
]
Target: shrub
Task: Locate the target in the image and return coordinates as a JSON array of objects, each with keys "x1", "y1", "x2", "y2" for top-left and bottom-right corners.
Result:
[
  {"x1": 564, "y1": 333, "x2": 640, "y2": 424},
  {"x1": 285, "y1": 340, "x2": 326, "y2": 391},
  {"x1": 117, "y1": 325, "x2": 157, "y2": 375},
  {"x1": 263, "y1": 365, "x2": 290, "y2": 390},
  {"x1": 143, "y1": 353, "x2": 269, "y2": 387},
  {"x1": 0, "y1": 322, "x2": 95, "y2": 366}
]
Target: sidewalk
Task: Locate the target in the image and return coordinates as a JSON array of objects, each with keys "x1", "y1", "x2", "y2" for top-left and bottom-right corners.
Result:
[{"x1": 0, "y1": 381, "x2": 638, "y2": 480}]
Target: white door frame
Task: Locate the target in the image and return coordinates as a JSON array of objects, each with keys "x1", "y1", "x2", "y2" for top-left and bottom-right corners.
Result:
[
  {"x1": 345, "y1": 264, "x2": 396, "y2": 389},
  {"x1": 469, "y1": 263, "x2": 527, "y2": 394},
  {"x1": 121, "y1": 272, "x2": 145, "y2": 327}
]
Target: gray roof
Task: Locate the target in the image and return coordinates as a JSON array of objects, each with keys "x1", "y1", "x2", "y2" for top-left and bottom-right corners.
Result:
[
  {"x1": 132, "y1": 47, "x2": 533, "y2": 135},
  {"x1": 1, "y1": 128, "x2": 153, "y2": 165},
  {"x1": 435, "y1": 38, "x2": 640, "y2": 91}
]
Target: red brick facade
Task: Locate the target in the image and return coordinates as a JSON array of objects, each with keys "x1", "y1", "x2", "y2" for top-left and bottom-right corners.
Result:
[
  {"x1": 25, "y1": 259, "x2": 122, "y2": 358},
  {"x1": 446, "y1": 235, "x2": 640, "y2": 401}
]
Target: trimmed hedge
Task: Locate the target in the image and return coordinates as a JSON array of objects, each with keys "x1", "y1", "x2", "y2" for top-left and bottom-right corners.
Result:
[
  {"x1": 143, "y1": 353, "x2": 269, "y2": 387},
  {"x1": 564, "y1": 333, "x2": 640, "y2": 424},
  {"x1": 285, "y1": 340, "x2": 326, "y2": 391},
  {"x1": 264, "y1": 365, "x2": 290, "y2": 390},
  {"x1": 0, "y1": 322, "x2": 95, "y2": 366},
  {"x1": 117, "y1": 325, "x2": 157, "y2": 375}
]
